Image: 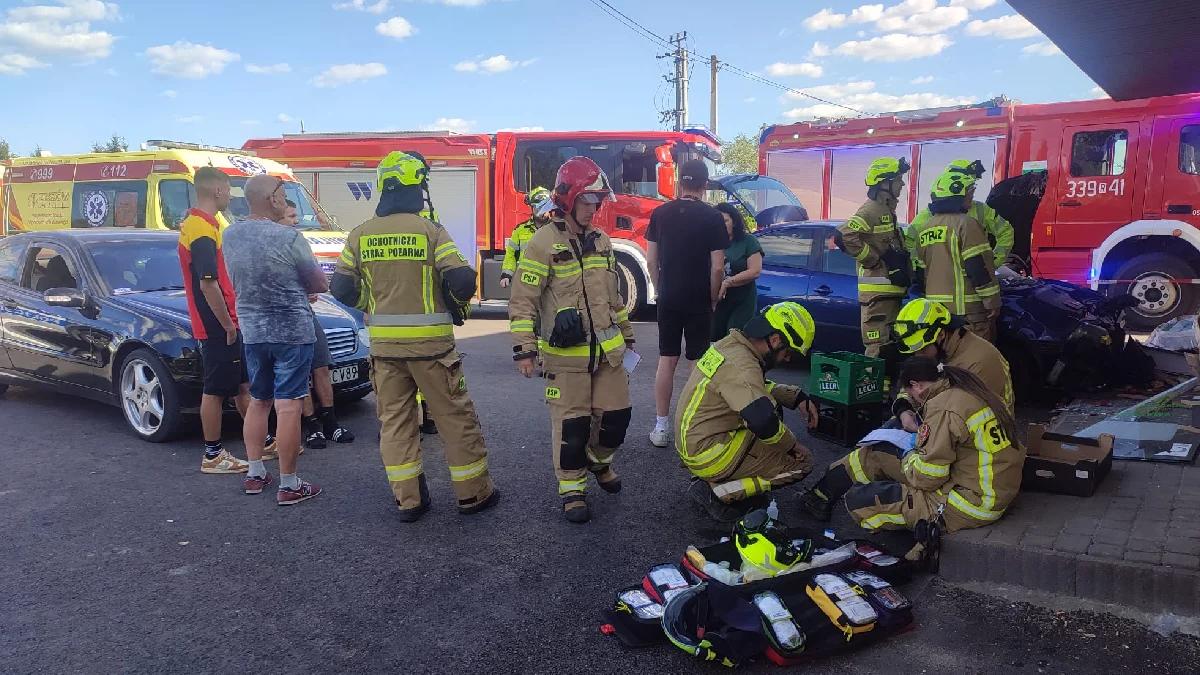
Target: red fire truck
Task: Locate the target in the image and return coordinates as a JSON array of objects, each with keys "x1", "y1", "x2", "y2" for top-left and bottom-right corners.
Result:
[
  {"x1": 759, "y1": 94, "x2": 1200, "y2": 330},
  {"x1": 243, "y1": 129, "x2": 723, "y2": 313}
]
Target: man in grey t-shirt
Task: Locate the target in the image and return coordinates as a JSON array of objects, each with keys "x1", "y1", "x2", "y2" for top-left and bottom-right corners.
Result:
[{"x1": 223, "y1": 174, "x2": 329, "y2": 506}]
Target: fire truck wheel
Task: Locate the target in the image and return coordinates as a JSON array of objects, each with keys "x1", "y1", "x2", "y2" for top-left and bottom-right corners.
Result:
[
  {"x1": 614, "y1": 257, "x2": 643, "y2": 318},
  {"x1": 1112, "y1": 252, "x2": 1199, "y2": 332}
]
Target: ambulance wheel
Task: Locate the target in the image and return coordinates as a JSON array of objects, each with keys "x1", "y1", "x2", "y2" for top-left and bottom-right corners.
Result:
[
  {"x1": 614, "y1": 256, "x2": 644, "y2": 318},
  {"x1": 1112, "y1": 253, "x2": 1199, "y2": 332}
]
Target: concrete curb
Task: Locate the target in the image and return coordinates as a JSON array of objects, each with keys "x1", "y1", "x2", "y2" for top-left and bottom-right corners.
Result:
[{"x1": 941, "y1": 537, "x2": 1200, "y2": 616}]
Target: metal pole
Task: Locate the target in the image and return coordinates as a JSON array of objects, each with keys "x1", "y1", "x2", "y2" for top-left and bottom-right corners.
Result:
[
  {"x1": 710, "y1": 55, "x2": 719, "y2": 138},
  {"x1": 680, "y1": 31, "x2": 689, "y2": 129}
]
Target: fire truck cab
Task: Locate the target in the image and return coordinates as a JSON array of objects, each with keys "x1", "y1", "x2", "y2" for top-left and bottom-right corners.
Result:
[{"x1": 760, "y1": 94, "x2": 1200, "y2": 330}]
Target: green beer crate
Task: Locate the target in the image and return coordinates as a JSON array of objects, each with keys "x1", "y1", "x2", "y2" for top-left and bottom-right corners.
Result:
[{"x1": 809, "y1": 352, "x2": 885, "y2": 405}]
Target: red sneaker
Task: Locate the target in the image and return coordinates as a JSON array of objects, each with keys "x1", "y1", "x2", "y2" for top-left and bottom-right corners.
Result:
[
  {"x1": 277, "y1": 481, "x2": 322, "y2": 506},
  {"x1": 244, "y1": 472, "x2": 274, "y2": 495}
]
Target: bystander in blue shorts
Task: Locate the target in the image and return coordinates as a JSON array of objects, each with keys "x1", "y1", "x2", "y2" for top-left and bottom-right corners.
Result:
[{"x1": 245, "y1": 343, "x2": 316, "y2": 401}]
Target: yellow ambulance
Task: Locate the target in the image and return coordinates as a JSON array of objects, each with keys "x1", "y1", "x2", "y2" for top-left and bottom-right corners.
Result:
[{"x1": 1, "y1": 141, "x2": 348, "y2": 273}]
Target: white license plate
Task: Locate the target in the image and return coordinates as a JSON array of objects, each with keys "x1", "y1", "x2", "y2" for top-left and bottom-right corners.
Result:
[{"x1": 331, "y1": 364, "x2": 359, "y2": 384}]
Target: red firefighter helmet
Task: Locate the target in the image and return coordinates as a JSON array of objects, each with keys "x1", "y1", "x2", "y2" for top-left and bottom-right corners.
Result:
[{"x1": 553, "y1": 156, "x2": 616, "y2": 213}]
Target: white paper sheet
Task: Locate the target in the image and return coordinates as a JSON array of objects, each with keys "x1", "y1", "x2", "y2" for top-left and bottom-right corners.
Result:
[
  {"x1": 857, "y1": 429, "x2": 917, "y2": 451},
  {"x1": 623, "y1": 349, "x2": 641, "y2": 375}
]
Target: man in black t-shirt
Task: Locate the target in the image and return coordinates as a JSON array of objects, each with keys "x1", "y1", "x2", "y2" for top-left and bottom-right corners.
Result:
[{"x1": 646, "y1": 159, "x2": 729, "y2": 448}]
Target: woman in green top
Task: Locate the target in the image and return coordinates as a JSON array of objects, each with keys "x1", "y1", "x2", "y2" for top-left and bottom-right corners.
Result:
[{"x1": 712, "y1": 202, "x2": 764, "y2": 340}]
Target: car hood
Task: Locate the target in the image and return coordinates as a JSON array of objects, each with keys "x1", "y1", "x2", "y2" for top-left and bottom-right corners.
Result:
[{"x1": 110, "y1": 290, "x2": 358, "y2": 330}]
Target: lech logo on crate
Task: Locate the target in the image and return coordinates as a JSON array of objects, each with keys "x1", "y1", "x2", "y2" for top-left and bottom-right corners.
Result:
[
  {"x1": 855, "y1": 373, "x2": 879, "y2": 398},
  {"x1": 819, "y1": 371, "x2": 841, "y2": 394}
]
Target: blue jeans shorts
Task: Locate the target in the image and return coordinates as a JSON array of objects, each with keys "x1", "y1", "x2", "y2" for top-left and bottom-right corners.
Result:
[{"x1": 244, "y1": 342, "x2": 315, "y2": 401}]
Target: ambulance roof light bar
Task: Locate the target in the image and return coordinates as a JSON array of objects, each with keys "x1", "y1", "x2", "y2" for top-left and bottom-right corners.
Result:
[{"x1": 145, "y1": 140, "x2": 258, "y2": 156}]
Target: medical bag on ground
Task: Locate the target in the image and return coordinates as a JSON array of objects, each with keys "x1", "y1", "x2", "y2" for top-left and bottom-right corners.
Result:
[{"x1": 599, "y1": 584, "x2": 668, "y2": 648}]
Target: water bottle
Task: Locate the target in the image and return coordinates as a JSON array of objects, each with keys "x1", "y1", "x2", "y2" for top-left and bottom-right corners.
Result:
[{"x1": 767, "y1": 499, "x2": 779, "y2": 521}]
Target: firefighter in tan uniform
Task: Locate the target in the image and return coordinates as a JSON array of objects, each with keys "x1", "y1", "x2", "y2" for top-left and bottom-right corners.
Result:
[
  {"x1": 675, "y1": 302, "x2": 820, "y2": 522},
  {"x1": 910, "y1": 168, "x2": 1002, "y2": 342},
  {"x1": 332, "y1": 151, "x2": 499, "y2": 522},
  {"x1": 835, "y1": 157, "x2": 912, "y2": 361},
  {"x1": 509, "y1": 156, "x2": 634, "y2": 524},
  {"x1": 799, "y1": 357, "x2": 1024, "y2": 546},
  {"x1": 905, "y1": 159, "x2": 1015, "y2": 270},
  {"x1": 888, "y1": 298, "x2": 1013, "y2": 432}
]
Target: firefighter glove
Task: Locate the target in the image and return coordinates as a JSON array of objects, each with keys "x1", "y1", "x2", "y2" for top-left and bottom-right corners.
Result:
[
  {"x1": 881, "y1": 248, "x2": 912, "y2": 289},
  {"x1": 549, "y1": 307, "x2": 587, "y2": 348},
  {"x1": 442, "y1": 278, "x2": 473, "y2": 326}
]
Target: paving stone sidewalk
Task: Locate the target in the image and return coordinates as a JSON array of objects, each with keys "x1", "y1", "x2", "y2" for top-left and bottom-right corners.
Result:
[{"x1": 941, "y1": 459, "x2": 1200, "y2": 615}]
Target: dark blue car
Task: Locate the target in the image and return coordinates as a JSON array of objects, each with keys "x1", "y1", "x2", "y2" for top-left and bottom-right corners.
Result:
[{"x1": 0, "y1": 230, "x2": 372, "y2": 442}]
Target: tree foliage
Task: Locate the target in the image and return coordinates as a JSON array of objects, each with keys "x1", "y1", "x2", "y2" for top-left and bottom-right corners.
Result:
[
  {"x1": 90, "y1": 134, "x2": 128, "y2": 153},
  {"x1": 720, "y1": 133, "x2": 760, "y2": 176},
  {"x1": 28, "y1": 144, "x2": 43, "y2": 158}
]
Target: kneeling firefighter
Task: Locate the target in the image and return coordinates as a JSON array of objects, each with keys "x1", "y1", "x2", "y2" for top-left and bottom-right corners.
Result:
[
  {"x1": 909, "y1": 167, "x2": 1002, "y2": 342},
  {"x1": 799, "y1": 357, "x2": 1024, "y2": 540},
  {"x1": 676, "y1": 302, "x2": 820, "y2": 523},
  {"x1": 332, "y1": 150, "x2": 499, "y2": 522},
  {"x1": 889, "y1": 298, "x2": 1014, "y2": 433},
  {"x1": 508, "y1": 156, "x2": 635, "y2": 524},
  {"x1": 834, "y1": 157, "x2": 911, "y2": 367}
]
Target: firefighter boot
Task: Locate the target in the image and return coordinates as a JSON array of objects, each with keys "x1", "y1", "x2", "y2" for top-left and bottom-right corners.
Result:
[
  {"x1": 593, "y1": 468, "x2": 622, "y2": 494},
  {"x1": 419, "y1": 399, "x2": 438, "y2": 435},
  {"x1": 798, "y1": 466, "x2": 853, "y2": 523},
  {"x1": 397, "y1": 474, "x2": 432, "y2": 523},
  {"x1": 564, "y1": 496, "x2": 591, "y2": 523},
  {"x1": 460, "y1": 488, "x2": 501, "y2": 515},
  {"x1": 688, "y1": 479, "x2": 748, "y2": 524},
  {"x1": 799, "y1": 489, "x2": 833, "y2": 522}
]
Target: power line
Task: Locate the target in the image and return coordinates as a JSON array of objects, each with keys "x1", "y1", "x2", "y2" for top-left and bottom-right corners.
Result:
[
  {"x1": 587, "y1": 0, "x2": 671, "y2": 49},
  {"x1": 717, "y1": 61, "x2": 866, "y2": 117}
]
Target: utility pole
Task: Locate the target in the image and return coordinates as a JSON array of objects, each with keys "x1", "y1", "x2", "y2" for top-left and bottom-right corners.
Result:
[
  {"x1": 660, "y1": 32, "x2": 690, "y2": 131},
  {"x1": 710, "y1": 55, "x2": 719, "y2": 138}
]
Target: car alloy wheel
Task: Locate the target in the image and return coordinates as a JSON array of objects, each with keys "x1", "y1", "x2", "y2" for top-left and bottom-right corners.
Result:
[{"x1": 121, "y1": 357, "x2": 166, "y2": 438}]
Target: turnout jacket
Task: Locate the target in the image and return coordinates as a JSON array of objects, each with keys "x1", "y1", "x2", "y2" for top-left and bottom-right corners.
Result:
[
  {"x1": 903, "y1": 379, "x2": 1025, "y2": 531},
  {"x1": 907, "y1": 201, "x2": 1014, "y2": 268},
  {"x1": 910, "y1": 212, "x2": 1001, "y2": 315},
  {"x1": 500, "y1": 219, "x2": 540, "y2": 279},
  {"x1": 837, "y1": 199, "x2": 908, "y2": 301},
  {"x1": 675, "y1": 331, "x2": 807, "y2": 481},
  {"x1": 507, "y1": 220, "x2": 633, "y2": 373}
]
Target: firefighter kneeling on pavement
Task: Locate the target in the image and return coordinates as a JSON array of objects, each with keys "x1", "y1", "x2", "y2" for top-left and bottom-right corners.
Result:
[
  {"x1": 676, "y1": 302, "x2": 821, "y2": 523},
  {"x1": 508, "y1": 156, "x2": 635, "y2": 524},
  {"x1": 332, "y1": 150, "x2": 499, "y2": 522},
  {"x1": 799, "y1": 356, "x2": 1025, "y2": 542}
]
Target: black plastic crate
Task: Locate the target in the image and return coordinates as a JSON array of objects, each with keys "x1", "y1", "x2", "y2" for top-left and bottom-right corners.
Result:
[{"x1": 810, "y1": 398, "x2": 885, "y2": 448}]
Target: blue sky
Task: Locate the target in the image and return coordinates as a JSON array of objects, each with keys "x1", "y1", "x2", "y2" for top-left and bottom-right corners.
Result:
[{"x1": 0, "y1": 0, "x2": 1101, "y2": 155}]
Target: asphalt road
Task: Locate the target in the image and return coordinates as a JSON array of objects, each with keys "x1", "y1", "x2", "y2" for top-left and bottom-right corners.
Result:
[{"x1": 3, "y1": 306, "x2": 1198, "y2": 674}]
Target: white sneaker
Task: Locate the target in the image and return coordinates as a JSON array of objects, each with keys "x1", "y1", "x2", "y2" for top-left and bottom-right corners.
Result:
[{"x1": 649, "y1": 427, "x2": 671, "y2": 448}]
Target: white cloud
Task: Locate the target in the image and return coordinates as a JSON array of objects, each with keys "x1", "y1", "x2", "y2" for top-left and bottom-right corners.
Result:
[
  {"x1": 496, "y1": 126, "x2": 545, "y2": 133},
  {"x1": 246, "y1": 62, "x2": 291, "y2": 74},
  {"x1": 454, "y1": 54, "x2": 527, "y2": 74},
  {"x1": 876, "y1": 5, "x2": 967, "y2": 34},
  {"x1": 334, "y1": 0, "x2": 389, "y2": 12},
  {"x1": 403, "y1": 0, "x2": 490, "y2": 5},
  {"x1": 766, "y1": 62, "x2": 823, "y2": 78},
  {"x1": 0, "y1": 0, "x2": 119, "y2": 62},
  {"x1": 809, "y1": 41, "x2": 830, "y2": 58},
  {"x1": 104, "y1": 66, "x2": 116, "y2": 75},
  {"x1": 0, "y1": 53, "x2": 46, "y2": 75},
  {"x1": 1022, "y1": 41, "x2": 1061, "y2": 56},
  {"x1": 782, "y1": 80, "x2": 975, "y2": 120},
  {"x1": 162, "y1": 89, "x2": 177, "y2": 98},
  {"x1": 376, "y1": 16, "x2": 415, "y2": 39},
  {"x1": 744, "y1": 97, "x2": 757, "y2": 103},
  {"x1": 965, "y1": 15, "x2": 1041, "y2": 39},
  {"x1": 910, "y1": 75, "x2": 934, "y2": 84},
  {"x1": 949, "y1": 0, "x2": 997, "y2": 8},
  {"x1": 278, "y1": 113, "x2": 294, "y2": 122},
  {"x1": 803, "y1": 8, "x2": 847, "y2": 31},
  {"x1": 241, "y1": 120, "x2": 261, "y2": 126},
  {"x1": 176, "y1": 115, "x2": 203, "y2": 124},
  {"x1": 423, "y1": 118, "x2": 475, "y2": 134},
  {"x1": 834, "y1": 33, "x2": 953, "y2": 61},
  {"x1": 1089, "y1": 86, "x2": 1108, "y2": 99},
  {"x1": 849, "y1": 4, "x2": 886, "y2": 23},
  {"x1": 311, "y1": 61, "x2": 386, "y2": 87},
  {"x1": 144, "y1": 42, "x2": 240, "y2": 79}
]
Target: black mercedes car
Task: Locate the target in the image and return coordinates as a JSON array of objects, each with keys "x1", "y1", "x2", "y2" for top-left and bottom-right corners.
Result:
[{"x1": 0, "y1": 230, "x2": 371, "y2": 442}]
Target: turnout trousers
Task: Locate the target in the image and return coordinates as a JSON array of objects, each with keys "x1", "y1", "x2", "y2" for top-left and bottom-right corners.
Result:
[
  {"x1": 371, "y1": 355, "x2": 496, "y2": 510},
  {"x1": 544, "y1": 361, "x2": 632, "y2": 498},
  {"x1": 705, "y1": 435, "x2": 814, "y2": 503},
  {"x1": 860, "y1": 297, "x2": 903, "y2": 359},
  {"x1": 823, "y1": 444, "x2": 946, "y2": 533}
]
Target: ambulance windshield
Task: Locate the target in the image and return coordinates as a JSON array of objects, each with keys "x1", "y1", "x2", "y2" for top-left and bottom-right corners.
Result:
[{"x1": 225, "y1": 178, "x2": 341, "y2": 231}]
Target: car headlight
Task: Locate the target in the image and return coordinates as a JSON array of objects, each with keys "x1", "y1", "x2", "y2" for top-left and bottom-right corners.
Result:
[{"x1": 358, "y1": 327, "x2": 370, "y2": 347}]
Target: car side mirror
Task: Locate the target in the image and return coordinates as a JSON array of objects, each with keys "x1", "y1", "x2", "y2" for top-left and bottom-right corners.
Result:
[{"x1": 44, "y1": 287, "x2": 90, "y2": 309}]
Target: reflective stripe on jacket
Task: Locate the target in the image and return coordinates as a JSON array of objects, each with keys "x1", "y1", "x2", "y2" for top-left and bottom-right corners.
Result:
[
  {"x1": 335, "y1": 212, "x2": 468, "y2": 359},
  {"x1": 836, "y1": 199, "x2": 907, "y2": 300},
  {"x1": 911, "y1": 212, "x2": 1001, "y2": 314},
  {"x1": 501, "y1": 220, "x2": 539, "y2": 275}
]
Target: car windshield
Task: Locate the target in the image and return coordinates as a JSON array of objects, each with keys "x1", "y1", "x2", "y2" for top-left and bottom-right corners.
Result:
[
  {"x1": 721, "y1": 176, "x2": 803, "y2": 217},
  {"x1": 224, "y1": 177, "x2": 341, "y2": 231},
  {"x1": 86, "y1": 239, "x2": 184, "y2": 294}
]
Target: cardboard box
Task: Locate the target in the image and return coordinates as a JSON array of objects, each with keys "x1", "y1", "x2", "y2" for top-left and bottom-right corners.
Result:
[{"x1": 1022, "y1": 424, "x2": 1114, "y2": 497}]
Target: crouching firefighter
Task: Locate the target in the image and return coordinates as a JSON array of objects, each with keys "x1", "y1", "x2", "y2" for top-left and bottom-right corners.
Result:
[
  {"x1": 909, "y1": 168, "x2": 1002, "y2": 342},
  {"x1": 799, "y1": 357, "x2": 1025, "y2": 557},
  {"x1": 834, "y1": 157, "x2": 911, "y2": 368},
  {"x1": 509, "y1": 156, "x2": 635, "y2": 524},
  {"x1": 676, "y1": 302, "x2": 820, "y2": 523},
  {"x1": 889, "y1": 298, "x2": 1014, "y2": 433},
  {"x1": 332, "y1": 150, "x2": 499, "y2": 522}
]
